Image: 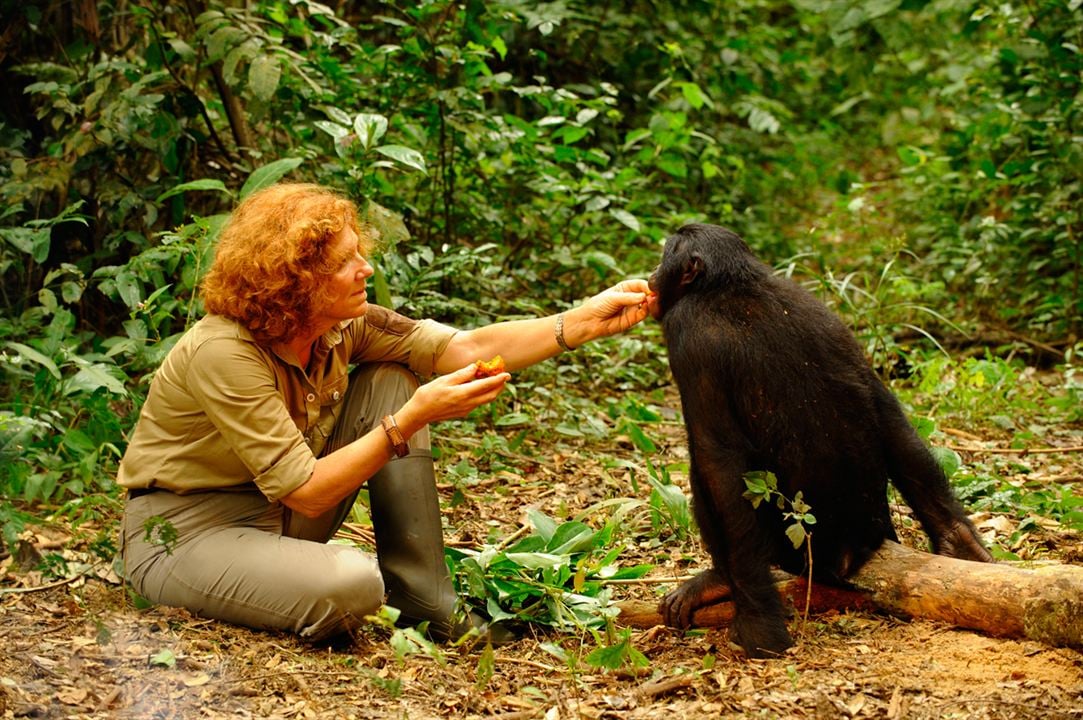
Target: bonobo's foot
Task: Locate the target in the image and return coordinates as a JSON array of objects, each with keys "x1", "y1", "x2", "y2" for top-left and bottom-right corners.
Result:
[
  {"x1": 731, "y1": 611, "x2": 794, "y2": 659},
  {"x1": 658, "y1": 568, "x2": 731, "y2": 629},
  {"x1": 932, "y1": 519, "x2": 994, "y2": 563},
  {"x1": 660, "y1": 569, "x2": 792, "y2": 658}
]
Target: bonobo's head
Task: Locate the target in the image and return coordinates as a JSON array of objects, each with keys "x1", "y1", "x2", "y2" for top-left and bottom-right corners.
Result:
[{"x1": 648, "y1": 223, "x2": 760, "y2": 319}]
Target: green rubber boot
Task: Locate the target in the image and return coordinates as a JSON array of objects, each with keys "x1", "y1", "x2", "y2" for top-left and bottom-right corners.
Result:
[{"x1": 366, "y1": 452, "x2": 515, "y2": 646}]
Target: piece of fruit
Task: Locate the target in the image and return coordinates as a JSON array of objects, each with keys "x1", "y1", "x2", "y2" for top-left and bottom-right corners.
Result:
[{"x1": 474, "y1": 355, "x2": 506, "y2": 378}]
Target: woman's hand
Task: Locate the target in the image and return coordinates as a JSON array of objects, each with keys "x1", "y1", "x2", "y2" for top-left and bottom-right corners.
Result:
[
  {"x1": 394, "y1": 363, "x2": 509, "y2": 438},
  {"x1": 563, "y1": 278, "x2": 653, "y2": 347}
]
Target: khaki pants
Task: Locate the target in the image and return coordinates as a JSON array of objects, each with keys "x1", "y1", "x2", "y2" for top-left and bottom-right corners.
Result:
[{"x1": 120, "y1": 363, "x2": 429, "y2": 642}]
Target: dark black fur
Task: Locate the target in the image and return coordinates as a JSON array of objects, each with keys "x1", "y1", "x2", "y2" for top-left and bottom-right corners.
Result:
[{"x1": 649, "y1": 224, "x2": 992, "y2": 658}]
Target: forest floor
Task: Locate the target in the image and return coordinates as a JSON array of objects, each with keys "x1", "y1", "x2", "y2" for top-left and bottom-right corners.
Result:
[{"x1": 2, "y1": 388, "x2": 1082, "y2": 720}]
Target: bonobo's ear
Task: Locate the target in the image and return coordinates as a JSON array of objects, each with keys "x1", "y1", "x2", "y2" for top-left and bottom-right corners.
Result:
[{"x1": 680, "y1": 253, "x2": 704, "y2": 287}]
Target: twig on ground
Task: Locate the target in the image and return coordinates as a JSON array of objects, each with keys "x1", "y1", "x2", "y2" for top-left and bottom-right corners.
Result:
[
  {"x1": 949, "y1": 444, "x2": 1083, "y2": 455},
  {"x1": 634, "y1": 673, "x2": 695, "y2": 698},
  {"x1": 0, "y1": 564, "x2": 100, "y2": 595}
]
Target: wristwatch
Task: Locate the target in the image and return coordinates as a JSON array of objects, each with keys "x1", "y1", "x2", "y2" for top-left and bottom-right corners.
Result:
[{"x1": 380, "y1": 414, "x2": 410, "y2": 458}]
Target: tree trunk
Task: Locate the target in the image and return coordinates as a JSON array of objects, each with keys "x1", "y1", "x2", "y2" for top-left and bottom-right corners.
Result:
[{"x1": 616, "y1": 541, "x2": 1083, "y2": 650}]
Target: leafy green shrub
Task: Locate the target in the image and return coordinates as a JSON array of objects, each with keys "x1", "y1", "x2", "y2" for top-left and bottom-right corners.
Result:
[{"x1": 447, "y1": 509, "x2": 651, "y2": 630}]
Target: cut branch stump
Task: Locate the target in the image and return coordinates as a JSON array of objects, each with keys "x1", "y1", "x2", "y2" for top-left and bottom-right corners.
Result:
[{"x1": 616, "y1": 541, "x2": 1083, "y2": 650}]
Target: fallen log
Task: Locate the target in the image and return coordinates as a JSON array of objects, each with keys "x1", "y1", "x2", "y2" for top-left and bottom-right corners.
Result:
[{"x1": 616, "y1": 541, "x2": 1083, "y2": 650}]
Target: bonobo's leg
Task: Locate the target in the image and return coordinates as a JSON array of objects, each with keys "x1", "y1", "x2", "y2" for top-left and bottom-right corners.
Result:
[
  {"x1": 659, "y1": 438, "x2": 792, "y2": 658},
  {"x1": 874, "y1": 384, "x2": 993, "y2": 562}
]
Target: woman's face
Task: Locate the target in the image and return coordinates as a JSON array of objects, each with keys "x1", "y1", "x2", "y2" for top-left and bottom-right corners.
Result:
[{"x1": 317, "y1": 224, "x2": 374, "y2": 325}]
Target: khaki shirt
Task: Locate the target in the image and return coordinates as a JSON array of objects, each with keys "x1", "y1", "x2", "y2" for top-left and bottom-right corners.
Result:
[{"x1": 117, "y1": 307, "x2": 457, "y2": 500}]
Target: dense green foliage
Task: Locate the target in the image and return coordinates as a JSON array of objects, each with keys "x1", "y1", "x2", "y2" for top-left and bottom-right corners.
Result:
[{"x1": 0, "y1": 1, "x2": 1080, "y2": 577}]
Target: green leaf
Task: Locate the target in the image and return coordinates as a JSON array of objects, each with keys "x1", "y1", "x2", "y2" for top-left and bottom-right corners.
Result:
[
  {"x1": 609, "y1": 208, "x2": 640, "y2": 232},
  {"x1": 503, "y1": 552, "x2": 566, "y2": 570},
  {"x1": 5, "y1": 342, "x2": 61, "y2": 380},
  {"x1": 656, "y1": 155, "x2": 687, "y2": 178},
  {"x1": 114, "y1": 269, "x2": 142, "y2": 309},
  {"x1": 930, "y1": 446, "x2": 962, "y2": 479},
  {"x1": 526, "y1": 509, "x2": 558, "y2": 542},
  {"x1": 0, "y1": 227, "x2": 51, "y2": 263},
  {"x1": 494, "y1": 412, "x2": 531, "y2": 427},
  {"x1": 240, "y1": 158, "x2": 304, "y2": 200},
  {"x1": 150, "y1": 649, "x2": 176, "y2": 668},
  {"x1": 677, "y1": 81, "x2": 712, "y2": 110},
  {"x1": 547, "y1": 522, "x2": 598, "y2": 555},
  {"x1": 475, "y1": 641, "x2": 495, "y2": 690},
  {"x1": 314, "y1": 120, "x2": 349, "y2": 139},
  {"x1": 621, "y1": 422, "x2": 657, "y2": 454},
  {"x1": 167, "y1": 38, "x2": 197, "y2": 63},
  {"x1": 156, "y1": 179, "x2": 231, "y2": 203},
  {"x1": 354, "y1": 113, "x2": 388, "y2": 149},
  {"x1": 785, "y1": 523, "x2": 807, "y2": 550},
  {"x1": 64, "y1": 363, "x2": 128, "y2": 397},
  {"x1": 248, "y1": 54, "x2": 281, "y2": 102},
  {"x1": 374, "y1": 145, "x2": 428, "y2": 174}
]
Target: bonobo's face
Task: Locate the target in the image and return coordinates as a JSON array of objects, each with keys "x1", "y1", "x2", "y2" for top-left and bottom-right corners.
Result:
[{"x1": 650, "y1": 224, "x2": 760, "y2": 320}]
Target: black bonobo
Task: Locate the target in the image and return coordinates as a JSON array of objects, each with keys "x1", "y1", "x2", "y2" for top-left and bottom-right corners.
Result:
[{"x1": 648, "y1": 223, "x2": 992, "y2": 658}]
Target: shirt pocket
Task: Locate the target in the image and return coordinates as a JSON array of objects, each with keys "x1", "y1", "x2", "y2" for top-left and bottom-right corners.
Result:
[
  {"x1": 321, "y1": 373, "x2": 349, "y2": 408},
  {"x1": 310, "y1": 374, "x2": 350, "y2": 454}
]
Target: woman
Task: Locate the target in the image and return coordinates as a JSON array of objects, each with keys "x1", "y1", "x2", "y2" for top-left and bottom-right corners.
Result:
[{"x1": 118, "y1": 183, "x2": 653, "y2": 644}]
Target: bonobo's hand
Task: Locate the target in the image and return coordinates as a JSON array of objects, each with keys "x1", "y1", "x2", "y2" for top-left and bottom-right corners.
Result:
[
  {"x1": 399, "y1": 363, "x2": 509, "y2": 430},
  {"x1": 567, "y1": 279, "x2": 651, "y2": 345}
]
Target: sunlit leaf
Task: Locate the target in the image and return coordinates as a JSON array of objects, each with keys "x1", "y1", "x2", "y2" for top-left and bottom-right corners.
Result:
[
  {"x1": 240, "y1": 158, "x2": 304, "y2": 200},
  {"x1": 374, "y1": 145, "x2": 427, "y2": 174},
  {"x1": 248, "y1": 54, "x2": 281, "y2": 102}
]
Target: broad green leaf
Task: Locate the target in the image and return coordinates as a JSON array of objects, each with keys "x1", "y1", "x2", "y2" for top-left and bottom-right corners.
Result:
[
  {"x1": 353, "y1": 113, "x2": 388, "y2": 149},
  {"x1": 65, "y1": 363, "x2": 128, "y2": 397},
  {"x1": 167, "y1": 38, "x2": 197, "y2": 63},
  {"x1": 240, "y1": 158, "x2": 304, "y2": 200},
  {"x1": 374, "y1": 145, "x2": 427, "y2": 174},
  {"x1": 314, "y1": 120, "x2": 349, "y2": 139},
  {"x1": 621, "y1": 422, "x2": 657, "y2": 454},
  {"x1": 0, "y1": 227, "x2": 51, "y2": 263},
  {"x1": 785, "y1": 523, "x2": 807, "y2": 550},
  {"x1": 930, "y1": 446, "x2": 962, "y2": 479},
  {"x1": 156, "y1": 179, "x2": 230, "y2": 203},
  {"x1": 5, "y1": 342, "x2": 61, "y2": 380},
  {"x1": 601, "y1": 564, "x2": 653, "y2": 580},
  {"x1": 114, "y1": 269, "x2": 142, "y2": 309},
  {"x1": 223, "y1": 42, "x2": 255, "y2": 85},
  {"x1": 609, "y1": 209, "x2": 640, "y2": 232},
  {"x1": 248, "y1": 54, "x2": 281, "y2": 102},
  {"x1": 677, "y1": 81, "x2": 713, "y2": 110},
  {"x1": 205, "y1": 25, "x2": 246, "y2": 63},
  {"x1": 504, "y1": 552, "x2": 566, "y2": 570},
  {"x1": 61, "y1": 281, "x2": 83, "y2": 304},
  {"x1": 526, "y1": 509, "x2": 558, "y2": 542},
  {"x1": 547, "y1": 522, "x2": 597, "y2": 554},
  {"x1": 494, "y1": 412, "x2": 531, "y2": 427},
  {"x1": 656, "y1": 155, "x2": 687, "y2": 178}
]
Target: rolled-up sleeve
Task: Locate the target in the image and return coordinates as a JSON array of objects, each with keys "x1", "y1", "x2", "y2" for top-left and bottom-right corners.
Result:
[{"x1": 349, "y1": 306, "x2": 457, "y2": 377}]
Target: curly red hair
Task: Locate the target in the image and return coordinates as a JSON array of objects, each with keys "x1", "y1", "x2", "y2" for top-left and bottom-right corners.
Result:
[{"x1": 201, "y1": 183, "x2": 374, "y2": 345}]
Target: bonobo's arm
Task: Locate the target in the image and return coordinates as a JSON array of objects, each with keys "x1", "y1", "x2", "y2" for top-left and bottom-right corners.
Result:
[{"x1": 659, "y1": 373, "x2": 794, "y2": 657}]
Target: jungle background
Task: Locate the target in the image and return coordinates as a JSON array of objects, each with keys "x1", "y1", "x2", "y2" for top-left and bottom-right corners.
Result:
[{"x1": 0, "y1": 1, "x2": 1081, "y2": 718}]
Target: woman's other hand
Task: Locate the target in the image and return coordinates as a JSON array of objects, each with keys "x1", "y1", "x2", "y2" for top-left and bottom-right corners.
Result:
[{"x1": 395, "y1": 363, "x2": 509, "y2": 436}]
